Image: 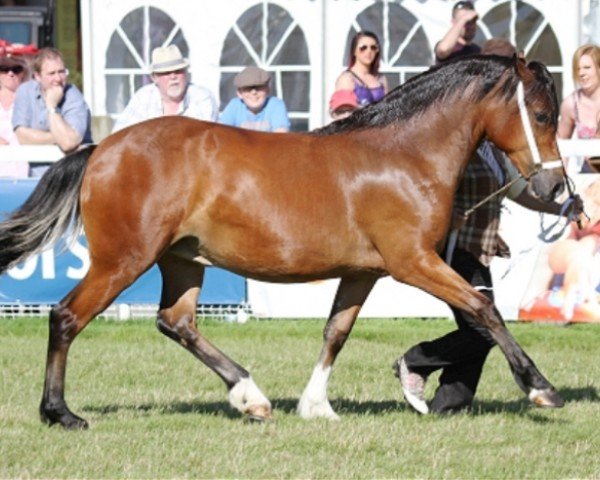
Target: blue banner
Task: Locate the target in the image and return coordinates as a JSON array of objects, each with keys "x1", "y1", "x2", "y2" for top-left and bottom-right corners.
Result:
[{"x1": 0, "y1": 179, "x2": 246, "y2": 305}]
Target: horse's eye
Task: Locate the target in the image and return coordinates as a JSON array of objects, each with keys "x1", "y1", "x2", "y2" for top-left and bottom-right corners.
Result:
[{"x1": 534, "y1": 112, "x2": 549, "y2": 124}]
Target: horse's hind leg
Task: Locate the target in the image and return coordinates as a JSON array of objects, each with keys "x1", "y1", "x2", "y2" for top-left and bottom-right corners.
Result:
[
  {"x1": 40, "y1": 263, "x2": 141, "y2": 429},
  {"x1": 298, "y1": 274, "x2": 378, "y2": 420},
  {"x1": 390, "y1": 250, "x2": 563, "y2": 408},
  {"x1": 156, "y1": 252, "x2": 271, "y2": 420}
]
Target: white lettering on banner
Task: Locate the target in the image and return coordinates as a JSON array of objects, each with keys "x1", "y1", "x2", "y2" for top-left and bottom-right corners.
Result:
[
  {"x1": 67, "y1": 241, "x2": 90, "y2": 278},
  {"x1": 7, "y1": 239, "x2": 90, "y2": 281},
  {"x1": 8, "y1": 256, "x2": 37, "y2": 280},
  {"x1": 41, "y1": 249, "x2": 55, "y2": 279}
]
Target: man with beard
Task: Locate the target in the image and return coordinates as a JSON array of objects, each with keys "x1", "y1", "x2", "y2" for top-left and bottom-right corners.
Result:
[
  {"x1": 434, "y1": 1, "x2": 481, "y2": 64},
  {"x1": 112, "y1": 44, "x2": 218, "y2": 132}
]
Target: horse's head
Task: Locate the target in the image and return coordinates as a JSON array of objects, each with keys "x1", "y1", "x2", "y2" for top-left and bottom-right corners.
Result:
[{"x1": 484, "y1": 58, "x2": 564, "y2": 202}]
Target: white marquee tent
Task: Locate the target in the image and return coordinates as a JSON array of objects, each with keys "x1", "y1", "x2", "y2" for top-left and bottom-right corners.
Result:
[
  {"x1": 76, "y1": 0, "x2": 600, "y2": 319},
  {"x1": 81, "y1": 0, "x2": 599, "y2": 132}
]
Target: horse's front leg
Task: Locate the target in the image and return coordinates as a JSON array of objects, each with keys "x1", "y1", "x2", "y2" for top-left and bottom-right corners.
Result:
[
  {"x1": 389, "y1": 250, "x2": 563, "y2": 408},
  {"x1": 298, "y1": 274, "x2": 378, "y2": 420}
]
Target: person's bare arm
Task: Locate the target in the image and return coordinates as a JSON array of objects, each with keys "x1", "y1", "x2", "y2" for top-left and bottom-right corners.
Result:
[
  {"x1": 435, "y1": 9, "x2": 478, "y2": 60},
  {"x1": 334, "y1": 71, "x2": 355, "y2": 91},
  {"x1": 15, "y1": 116, "x2": 81, "y2": 152},
  {"x1": 15, "y1": 126, "x2": 55, "y2": 145},
  {"x1": 46, "y1": 110, "x2": 83, "y2": 152}
]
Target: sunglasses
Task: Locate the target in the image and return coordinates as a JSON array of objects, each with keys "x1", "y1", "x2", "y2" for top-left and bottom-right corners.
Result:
[
  {"x1": 0, "y1": 65, "x2": 24, "y2": 74},
  {"x1": 358, "y1": 44, "x2": 379, "y2": 53}
]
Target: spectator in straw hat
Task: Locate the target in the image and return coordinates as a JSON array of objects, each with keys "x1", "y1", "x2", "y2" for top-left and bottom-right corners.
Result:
[
  {"x1": 219, "y1": 65, "x2": 290, "y2": 132},
  {"x1": 113, "y1": 44, "x2": 218, "y2": 132},
  {"x1": 329, "y1": 89, "x2": 358, "y2": 121}
]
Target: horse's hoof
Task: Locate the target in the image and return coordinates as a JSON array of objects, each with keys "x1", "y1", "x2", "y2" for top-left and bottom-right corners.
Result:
[
  {"x1": 245, "y1": 404, "x2": 273, "y2": 422},
  {"x1": 528, "y1": 388, "x2": 565, "y2": 408},
  {"x1": 297, "y1": 397, "x2": 340, "y2": 420},
  {"x1": 40, "y1": 405, "x2": 89, "y2": 430}
]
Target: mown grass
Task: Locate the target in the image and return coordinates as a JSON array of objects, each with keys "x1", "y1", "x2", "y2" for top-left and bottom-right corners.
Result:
[{"x1": 0, "y1": 317, "x2": 599, "y2": 479}]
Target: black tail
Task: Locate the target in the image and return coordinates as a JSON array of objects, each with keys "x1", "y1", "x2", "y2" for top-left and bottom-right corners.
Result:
[{"x1": 0, "y1": 145, "x2": 96, "y2": 274}]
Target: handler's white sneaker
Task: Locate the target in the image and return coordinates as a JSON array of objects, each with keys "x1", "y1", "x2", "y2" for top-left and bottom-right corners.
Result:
[{"x1": 394, "y1": 357, "x2": 429, "y2": 415}]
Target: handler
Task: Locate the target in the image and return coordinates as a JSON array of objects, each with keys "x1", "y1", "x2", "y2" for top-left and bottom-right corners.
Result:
[{"x1": 395, "y1": 39, "x2": 585, "y2": 415}]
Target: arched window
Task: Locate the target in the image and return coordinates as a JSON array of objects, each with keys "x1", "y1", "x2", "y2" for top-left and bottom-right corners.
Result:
[
  {"x1": 220, "y1": 2, "x2": 310, "y2": 131},
  {"x1": 343, "y1": 0, "x2": 432, "y2": 90},
  {"x1": 481, "y1": 0, "x2": 563, "y2": 100},
  {"x1": 104, "y1": 6, "x2": 189, "y2": 116}
]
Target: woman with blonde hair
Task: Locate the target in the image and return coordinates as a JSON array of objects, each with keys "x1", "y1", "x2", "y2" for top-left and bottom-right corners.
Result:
[{"x1": 557, "y1": 44, "x2": 600, "y2": 172}]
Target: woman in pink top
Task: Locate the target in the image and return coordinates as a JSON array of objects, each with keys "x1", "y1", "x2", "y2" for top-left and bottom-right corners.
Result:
[
  {"x1": 0, "y1": 55, "x2": 27, "y2": 145},
  {"x1": 557, "y1": 44, "x2": 600, "y2": 172}
]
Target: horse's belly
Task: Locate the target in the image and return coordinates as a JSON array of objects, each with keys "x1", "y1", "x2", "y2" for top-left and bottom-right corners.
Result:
[{"x1": 170, "y1": 227, "x2": 385, "y2": 282}]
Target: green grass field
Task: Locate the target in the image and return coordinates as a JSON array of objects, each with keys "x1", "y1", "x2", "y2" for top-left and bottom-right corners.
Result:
[{"x1": 1, "y1": 317, "x2": 599, "y2": 479}]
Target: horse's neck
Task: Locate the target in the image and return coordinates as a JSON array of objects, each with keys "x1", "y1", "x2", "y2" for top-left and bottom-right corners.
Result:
[{"x1": 394, "y1": 101, "x2": 484, "y2": 170}]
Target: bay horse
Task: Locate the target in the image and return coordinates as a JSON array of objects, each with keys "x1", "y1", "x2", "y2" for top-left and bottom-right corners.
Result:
[{"x1": 0, "y1": 55, "x2": 567, "y2": 429}]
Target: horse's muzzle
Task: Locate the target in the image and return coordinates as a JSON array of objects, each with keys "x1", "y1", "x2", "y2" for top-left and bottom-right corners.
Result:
[{"x1": 530, "y1": 168, "x2": 565, "y2": 202}]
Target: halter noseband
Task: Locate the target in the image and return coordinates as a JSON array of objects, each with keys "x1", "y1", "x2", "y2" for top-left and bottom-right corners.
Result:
[{"x1": 516, "y1": 81, "x2": 563, "y2": 173}]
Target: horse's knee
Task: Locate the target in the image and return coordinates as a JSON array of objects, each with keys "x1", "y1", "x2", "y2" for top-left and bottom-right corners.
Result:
[
  {"x1": 469, "y1": 294, "x2": 503, "y2": 328},
  {"x1": 156, "y1": 310, "x2": 197, "y2": 346},
  {"x1": 49, "y1": 304, "x2": 78, "y2": 347},
  {"x1": 323, "y1": 323, "x2": 349, "y2": 351}
]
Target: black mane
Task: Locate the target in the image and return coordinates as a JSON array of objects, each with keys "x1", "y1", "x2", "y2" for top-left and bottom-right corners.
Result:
[{"x1": 314, "y1": 55, "x2": 524, "y2": 136}]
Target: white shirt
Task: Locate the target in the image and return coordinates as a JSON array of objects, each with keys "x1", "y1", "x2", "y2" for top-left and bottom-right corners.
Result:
[{"x1": 112, "y1": 82, "x2": 218, "y2": 132}]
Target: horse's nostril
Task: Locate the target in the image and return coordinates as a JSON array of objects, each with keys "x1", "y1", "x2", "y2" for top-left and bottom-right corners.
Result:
[{"x1": 553, "y1": 181, "x2": 565, "y2": 199}]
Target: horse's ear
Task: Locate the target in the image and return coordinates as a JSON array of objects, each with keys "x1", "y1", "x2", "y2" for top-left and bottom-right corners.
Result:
[{"x1": 514, "y1": 54, "x2": 533, "y2": 82}]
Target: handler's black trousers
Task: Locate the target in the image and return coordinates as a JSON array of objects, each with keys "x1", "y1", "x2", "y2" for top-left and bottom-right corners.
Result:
[{"x1": 403, "y1": 247, "x2": 502, "y2": 414}]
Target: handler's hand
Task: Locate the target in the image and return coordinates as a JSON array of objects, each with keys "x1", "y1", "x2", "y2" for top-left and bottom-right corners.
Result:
[{"x1": 567, "y1": 194, "x2": 588, "y2": 229}]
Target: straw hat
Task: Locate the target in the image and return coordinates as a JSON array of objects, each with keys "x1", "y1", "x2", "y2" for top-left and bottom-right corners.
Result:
[{"x1": 150, "y1": 45, "x2": 189, "y2": 73}]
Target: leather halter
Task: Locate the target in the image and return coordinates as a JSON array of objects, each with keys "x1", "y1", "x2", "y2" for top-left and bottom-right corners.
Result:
[{"x1": 516, "y1": 81, "x2": 563, "y2": 174}]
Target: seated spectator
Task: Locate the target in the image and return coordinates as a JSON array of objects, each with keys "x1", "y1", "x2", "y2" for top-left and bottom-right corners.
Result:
[
  {"x1": 112, "y1": 44, "x2": 218, "y2": 132},
  {"x1": 334, "y1": 31, "x2": 388, "y2": 108},
  {"x1": 219, "y1": 66, "x2": 290, "y2": 132},
  {"x1": 0, "y1": 55, "x2": 28, "y2": 177},
  {"x1": 12, "y1": 47, "x2": 92, "y2": 153},
  {"x1": 557, "y1": 44, "x2": 600, "y2": 173},
  {"x1": 329, "y1": 89, "x2": 358, "y2": 120},
  {"x1": 0, "y1": 55, "x2": 27, "y2": 145}
]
